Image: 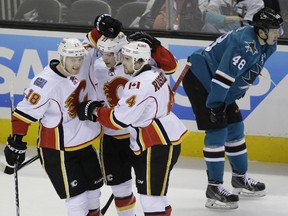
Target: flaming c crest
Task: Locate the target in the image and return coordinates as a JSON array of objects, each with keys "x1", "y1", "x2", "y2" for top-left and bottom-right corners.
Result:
[
  {"x1": 65, "y1": 80, "x2": 88, "y2": 118},
  {"x1": 104, "y1": 77, "x2": 129, "y2": 108}
]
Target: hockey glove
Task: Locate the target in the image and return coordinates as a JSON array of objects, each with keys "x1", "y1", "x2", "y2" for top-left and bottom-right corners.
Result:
[
  {"x1": 94, "y1": 14, "x2": 123, "y2": 38},
  {"x1": 5, "y1": 135, "x2": 27, "y2": 166},
  {"x1": 77, "y1": 100, "x2": 104, "y2": 122},
  {"x1": 209, "y1": 105, "x2": 226, "y2": 123},
  {"x1": 127, "y1": 31, "x2": 161, "y2": 53}
]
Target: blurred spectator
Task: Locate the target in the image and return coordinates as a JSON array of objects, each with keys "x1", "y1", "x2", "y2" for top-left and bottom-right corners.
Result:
[
  {"x1": 278, "y1": 0, "x2": 288, "y2": 37},
  {"x1": 199, "y1": 0, "x2": 210, "y2": 14},
  {"x1": 13, "y1": 0, "x2": 68, "y2": 23},
  {"x1": 180, "y1": 0, "x2": 207, "y2": 32},
  {"x1": 139, "y1": 0, "x2": 205, "y2": 32},
  {"x1": 138, "y1": 0, "x2": 164, "y2": 29},
  {"x1": 152, "y1": 0, "x2": 185, "y2": 30},
  {"x1": 202, "y1": 0, "x2": 264, "y2": 34},
  {"x1": 263, "y1": 0, "x2": 280, "y2": 12}
]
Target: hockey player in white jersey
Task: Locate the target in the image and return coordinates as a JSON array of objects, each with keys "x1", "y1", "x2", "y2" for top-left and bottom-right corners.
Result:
[
  {"x1": 77, "y1": 41, "x2": 189, "y2": 216},
  {"x1": 86, "y1": 14, "x2": 178, "y2": 75},
  {"x1": 4, "y1": 38, "x2": 103, "y2": 216},
  {"x1": 80, "y1": 14, "x2": 180, "y2": 216},
  {"x1": 92, "y1": 32, "x2": 137, "y2": 216}
]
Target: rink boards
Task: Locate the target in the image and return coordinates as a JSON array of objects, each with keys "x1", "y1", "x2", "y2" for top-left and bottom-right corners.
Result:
[{"x1": 0, "y1": 28, "x2": 287, "y2": 163}]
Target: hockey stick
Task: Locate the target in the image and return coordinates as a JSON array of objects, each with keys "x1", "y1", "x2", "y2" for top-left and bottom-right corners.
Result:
[
  {"x1": 14, "y1": 162, "x2": 20, "y2": 216},
  {"x1": 10, "y1": 84, "x2": 20, "y2": 216},
  {"x1": 100, "y1": 194, "x2": 114, "y2": 215},
  {"x1": 171, "y1": 62, "x2": 192, "y2": 93},
  {"x1": 0, "y1": 155, "x2": 40, "y2": 175},
  {"x1": 1, "y1": 156, "x2": 113, "y2": 214}
]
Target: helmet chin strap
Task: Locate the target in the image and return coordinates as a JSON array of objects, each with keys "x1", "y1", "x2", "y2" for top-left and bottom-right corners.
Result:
[
  {"x1": 58, "y1": 56, "x2": 70, "y2": 76},
  {"x1": 259, "y1": 34, "x2": 268, "y2": 44},
  {"x1": 113, "y1": 51, "x2": 123, "y2": 67},
  {"x1": 131, "y1": 61, "x2": 145, "y2": 77},
  {"x1": 56, "y1": 57, "x2": 73, "y2": 77},
  {"x1": 257, "y1": 29, "x2": 268, "y2": 45},
  {"x1": 56, "y1": 63, "x2": 71, "y2": 77}
]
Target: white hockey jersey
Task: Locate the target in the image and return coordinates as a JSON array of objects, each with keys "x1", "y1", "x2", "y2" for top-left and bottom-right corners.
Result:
[
  {"x1": 12, "y1": 52, "x2": 102, "y2": 151},
  {"x1": 96, "y1": 65, "x2": 189, "y2": 153},
  {"x1": 91, "y1": 57, "x2": 131, "y2": 138}
]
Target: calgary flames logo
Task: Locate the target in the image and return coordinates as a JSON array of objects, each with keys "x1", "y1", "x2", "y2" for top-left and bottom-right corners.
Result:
[
  {"x1": 104, "y1": 77, "x2": 129, "y2": 108},
  {"x1": 65, "y1": 80, "x2": 88, "y2": 118}
]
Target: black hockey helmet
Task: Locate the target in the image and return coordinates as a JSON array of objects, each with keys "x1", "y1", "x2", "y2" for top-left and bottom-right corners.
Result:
[{"x1": 252, "y1": 7, "x2": 283, "y2": 30}]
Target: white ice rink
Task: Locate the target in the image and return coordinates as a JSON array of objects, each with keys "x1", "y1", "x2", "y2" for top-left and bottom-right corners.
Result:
[{"x1": 0, "y1": 146, "x2": 287, "y2": 216}]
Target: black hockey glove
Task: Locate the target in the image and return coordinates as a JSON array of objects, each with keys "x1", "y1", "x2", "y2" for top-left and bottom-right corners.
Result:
[
  {"x1": 77, "y1": 100, "x2": 104, "y2": 122},
  {"x1": 94, "y1": 14, "x2": 123, "y2": 38},
  {"x1": 127, "y1": 31, "x2": 161, "y2": 53},
  {"x1": 209, "y1": 105, "x2": 226, "y2": 123},
  {"x1": 4, "y1": 135, "x2": 27, "y2": 166}
]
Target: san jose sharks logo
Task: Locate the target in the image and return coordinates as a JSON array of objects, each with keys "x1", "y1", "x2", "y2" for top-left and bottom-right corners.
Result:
[{"x1": 244, "y1": 40, "x2": 258, "y2": 55}]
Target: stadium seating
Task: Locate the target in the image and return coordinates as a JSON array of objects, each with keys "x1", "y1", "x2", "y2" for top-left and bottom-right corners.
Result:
[
  {"x1": 14, "y1": 0, "x2": 67, "y2": 23},
  {"x1": 115, "y1": 2, "x2": 148, "y2": 28},
  {"x1": 64, "y1": 0, "x2": 111, "y2": 25}
]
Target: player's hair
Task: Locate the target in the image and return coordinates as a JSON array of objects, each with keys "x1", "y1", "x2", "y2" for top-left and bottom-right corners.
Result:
[{"x1": 97, "y1": 32, "x2": 128, "y2": 66}]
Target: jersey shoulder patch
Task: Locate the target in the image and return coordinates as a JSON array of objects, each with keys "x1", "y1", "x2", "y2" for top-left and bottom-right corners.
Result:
[
  {"x1": 128, "y1": 81, "x2": 140, "y2": 90},
  {"x1": 33, "y1": 77, "x2": 47, "y2": 88}
]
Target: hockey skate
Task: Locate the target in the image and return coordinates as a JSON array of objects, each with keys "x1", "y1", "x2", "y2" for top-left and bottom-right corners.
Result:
[
  {"x1": 232, "y1": 173, "x2": 266, "y2": 197},
  {"x1": 205, "y1": 181, "x2": 239, "y2": 209}
]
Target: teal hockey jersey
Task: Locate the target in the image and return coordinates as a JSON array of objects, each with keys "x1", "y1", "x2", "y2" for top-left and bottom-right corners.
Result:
[{"x1": 188, "y1": 26, "x2": 276, "y2": 108}]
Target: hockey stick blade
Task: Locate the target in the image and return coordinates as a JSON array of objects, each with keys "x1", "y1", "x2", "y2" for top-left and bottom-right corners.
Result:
[
  {"x1": 172, "y1": 62, "x2": 192, "y2": 93},
  {"x1": 0, "y1": 155, "x2": 39, "y2": 175},
  {"x1": 100, "y1": 194, "x2": 114, "y2": 215}
]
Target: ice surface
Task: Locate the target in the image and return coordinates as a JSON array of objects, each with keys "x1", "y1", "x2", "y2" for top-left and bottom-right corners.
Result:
[{"x1": 0, "y1": 146, "x2": 287, "y2": 216}]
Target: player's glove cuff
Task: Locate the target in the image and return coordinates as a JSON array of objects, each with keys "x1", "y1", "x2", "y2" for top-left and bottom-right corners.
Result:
[
  {"x1": 5, "y1": 135, "x2": 27, "y2": 166},
  {"x1": 209, "y1": 105, "x2": 226, "y2": 123},
  {"x1": 127, "y1": 31, "x2": 161, "y2": 52},
  {"x1": 77, "y1": 100, "x2": 104, "y2": 122},
  {"x1": 94, "y1": 14, "x2": 123, "y2": 38}
]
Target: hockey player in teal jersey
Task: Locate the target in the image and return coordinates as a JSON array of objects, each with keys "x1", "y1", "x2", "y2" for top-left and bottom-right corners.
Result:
[{"x1": 182, "y1": 7, "x2": 283, "y2": 209}]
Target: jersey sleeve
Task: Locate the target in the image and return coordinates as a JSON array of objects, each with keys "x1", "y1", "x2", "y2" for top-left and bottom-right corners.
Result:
[
  {"x1": 206, "y1": 47, "x2": 238, "y2": 108},
  {"x1": 12, "y1": 109, "x2": 37, "y2": 136},
  {"x1": 12, "y1": 77, "x2": 56, "y2": 135},
  {"x1": 152, "y1": 45, "x2": 178, "y2": 75},
  {"x1": 206, "y1": 42, "x2": 253, "y2": 108},
  {"x1": 97, "y1": 80, "x2": 151, "y2": 129},
  {"x1": 84, "y1": 28, "x2": 102, "y2": 48}
]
